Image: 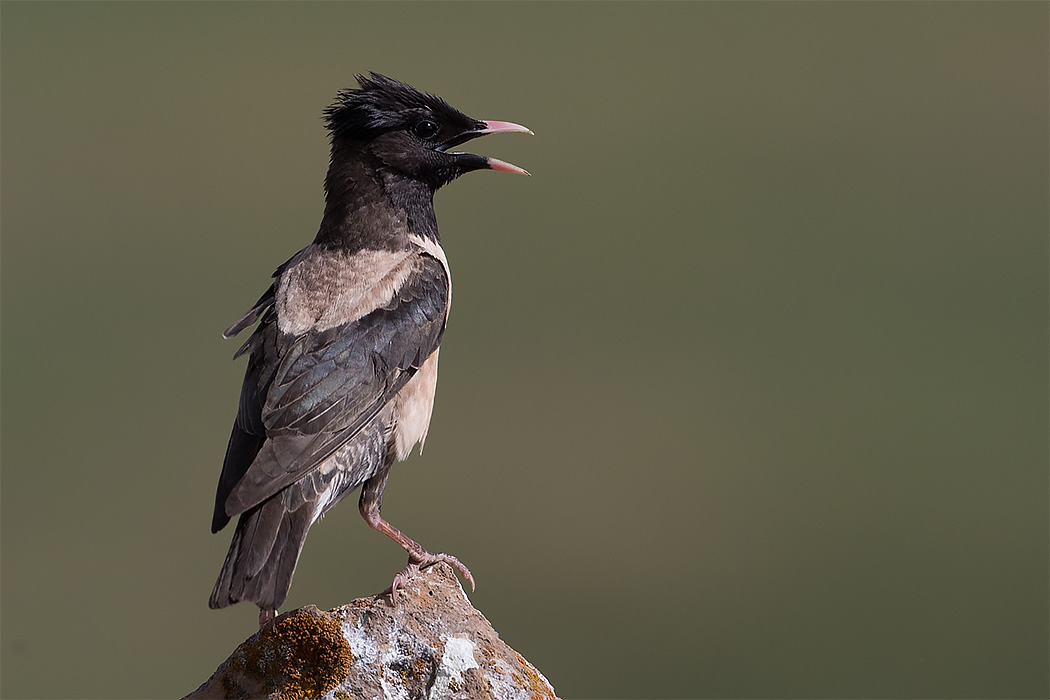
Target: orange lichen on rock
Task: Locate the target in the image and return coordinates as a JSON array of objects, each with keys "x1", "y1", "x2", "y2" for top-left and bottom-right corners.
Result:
[{"x1": 186, "y1": 606, "x2": 353, "y2": 700}]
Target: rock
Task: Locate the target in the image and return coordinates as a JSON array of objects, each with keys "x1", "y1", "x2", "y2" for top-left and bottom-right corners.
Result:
[{"x1": 184, "y1": 564, "x2": 560, "y2": 700}]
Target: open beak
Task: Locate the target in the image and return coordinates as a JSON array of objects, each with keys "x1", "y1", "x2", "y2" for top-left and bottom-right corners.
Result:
[{"x1": 444, "y1": 120, "x2": 533, "y2": 176}]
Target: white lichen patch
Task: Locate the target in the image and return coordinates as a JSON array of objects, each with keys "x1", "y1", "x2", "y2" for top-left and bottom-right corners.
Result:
[
  {"x1": 379, "y1": 673, "x2": 402, "y2": 700},
  {"x1": 427, "y1": 636, "x2": 479, "y2": 700},
  {"x1": 342, "y1": 619, "x2": 379, "y2": 665}
]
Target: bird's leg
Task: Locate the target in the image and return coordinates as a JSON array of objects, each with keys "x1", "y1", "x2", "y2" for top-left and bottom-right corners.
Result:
[
  {"x1": 258, "y1": 607, "x2": 277, "y2": 629},
  {"x1": 359, "y1": 469, "x2": 475, "y2": 599}
]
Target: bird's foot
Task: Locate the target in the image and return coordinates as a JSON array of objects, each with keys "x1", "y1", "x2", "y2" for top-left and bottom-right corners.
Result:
[
  {"x1": 258, "y1": 608, "x2": 277, "y2": 629},
  {"x1": 388, "y1": 551, "x2": 475, "y2": 600}
]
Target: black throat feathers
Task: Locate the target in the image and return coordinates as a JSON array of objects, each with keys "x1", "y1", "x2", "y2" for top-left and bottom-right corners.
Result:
[{"x1": 316, "y1": 141, "x2": 439, "y2": 251}]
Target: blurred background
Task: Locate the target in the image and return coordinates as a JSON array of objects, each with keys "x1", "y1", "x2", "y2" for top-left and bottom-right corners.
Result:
[{"x1": 2, "y1": 2, "x2": 1046, "y2": 698}]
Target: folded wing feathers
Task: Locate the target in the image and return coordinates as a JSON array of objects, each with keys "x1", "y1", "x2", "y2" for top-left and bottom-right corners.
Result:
[{"x1": 219, "y1": 255, "x2": 448, "y2": 519}]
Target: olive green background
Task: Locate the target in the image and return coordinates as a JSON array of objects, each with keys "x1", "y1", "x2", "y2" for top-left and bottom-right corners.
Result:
[{"x1": 1, "y1": 2, "x2": 1046, "y2": 698}]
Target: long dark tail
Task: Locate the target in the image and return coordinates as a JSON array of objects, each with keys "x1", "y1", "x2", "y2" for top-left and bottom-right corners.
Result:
[{"x1": 209, "y1": 494, "x2": 314, "y2": 612}]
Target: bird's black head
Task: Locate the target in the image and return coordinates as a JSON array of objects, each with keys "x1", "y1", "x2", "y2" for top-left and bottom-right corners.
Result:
[{"x1": 324, "y1": 72, "x2": 530, "y2": 189}]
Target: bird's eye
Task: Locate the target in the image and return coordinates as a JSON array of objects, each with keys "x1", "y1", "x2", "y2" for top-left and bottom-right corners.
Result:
[{"x1": 412, "y1": 119, "x2": 440, "y2": 140}]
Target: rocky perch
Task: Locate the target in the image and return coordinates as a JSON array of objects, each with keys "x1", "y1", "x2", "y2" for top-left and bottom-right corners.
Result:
[{"x1": 184, "y1": 564, "x2": 559, "y2": 700}]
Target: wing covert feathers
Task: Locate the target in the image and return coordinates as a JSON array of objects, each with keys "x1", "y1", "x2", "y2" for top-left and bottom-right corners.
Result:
[{"x1": 219, "y1": 253, "x2": 448, "y2": 519}]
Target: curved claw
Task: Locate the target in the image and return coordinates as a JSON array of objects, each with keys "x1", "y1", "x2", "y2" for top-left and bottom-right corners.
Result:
[
  {"x1": 386, "y1": 552, "x2": 475, "y2": 602},
  {"x1": 423, "y1": 553, "x2": 474, "y2": 592},
  {"x1": 388, "y1": 564, "x2": 419, "y2": 601}
]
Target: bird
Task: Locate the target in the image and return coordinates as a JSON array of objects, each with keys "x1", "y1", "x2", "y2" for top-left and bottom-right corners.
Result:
[{"x1": 208, "y1": 72, "x2": 531, "y2": 628}]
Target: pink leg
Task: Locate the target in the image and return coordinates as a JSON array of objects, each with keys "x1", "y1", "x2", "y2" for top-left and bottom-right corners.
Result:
[
  {"x1": 258, "y1": 607, "x2": 277, "y2": 629},
  {"x1": 359, "y1": 469, "x2": 475, "y2": 599}
]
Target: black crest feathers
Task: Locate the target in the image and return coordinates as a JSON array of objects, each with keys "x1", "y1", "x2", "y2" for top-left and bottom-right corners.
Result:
[{"x1": 323, "y1": 72, "x2": 470, "y2": 141}]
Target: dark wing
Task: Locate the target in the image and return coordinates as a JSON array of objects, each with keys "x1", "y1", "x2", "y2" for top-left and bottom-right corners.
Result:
[
  {"x1": 219, "y1": 253, "x2": 448, "y2": 522},
  {"x1": 211, "y1": 284, "x2": 279, "y2": 533},
  {"x1": 212, "y1": 247, "x2": 312, "y2": 533}
]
